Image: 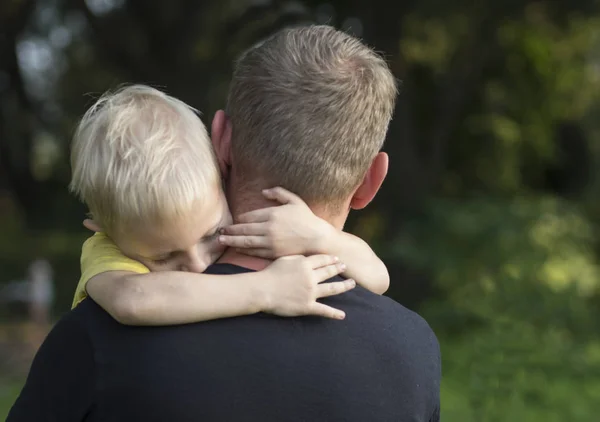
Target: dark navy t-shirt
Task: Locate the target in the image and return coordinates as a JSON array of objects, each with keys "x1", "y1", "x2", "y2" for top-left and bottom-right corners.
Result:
[{"x1": 8, "y1": 264, "x2": 441, "y2": 422}]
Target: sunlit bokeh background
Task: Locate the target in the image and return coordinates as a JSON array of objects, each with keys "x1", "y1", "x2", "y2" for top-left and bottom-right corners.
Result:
[{"x1": 1, "y1": 0, "x2": 600, "y2": 420}]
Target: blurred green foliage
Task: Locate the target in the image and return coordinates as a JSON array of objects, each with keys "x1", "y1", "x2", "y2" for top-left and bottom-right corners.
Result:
[
  {"x1": 0, "y1": 380, "x2": 23, "y2": 422},
  {"x1": 1, "y1": 0, "x2": 600, "y2": 420},
  {"x1": 395, "y1": 197, "x2": 600, "y2": 420}
]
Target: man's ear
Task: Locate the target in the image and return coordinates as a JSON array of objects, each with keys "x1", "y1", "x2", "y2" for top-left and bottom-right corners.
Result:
[
  {"x1": 350, "y1": 152, "x2": 389, "y2": 210},
  {"x1": 83, "y1": 219, "x2": 102, "y2": 233},
  {"x1": 211, "y1": 110, "x2": 233, "y2": 180}
]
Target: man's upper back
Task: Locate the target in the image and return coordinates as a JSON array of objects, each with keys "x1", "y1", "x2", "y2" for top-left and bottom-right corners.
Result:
[{"x1": 10, "y1": 264, "x2": 440, "y2": 422}]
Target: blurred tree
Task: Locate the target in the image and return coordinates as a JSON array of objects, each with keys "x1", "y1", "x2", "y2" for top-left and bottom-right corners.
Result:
[{"x1": 1, "y1": 0, "x2": 599, "y2": 227}]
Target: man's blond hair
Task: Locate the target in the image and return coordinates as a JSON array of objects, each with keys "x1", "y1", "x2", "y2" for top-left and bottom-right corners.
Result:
[
  {"x1": 69, "y1": 85, "x2": 219, "y2": 234},
  {"x1": 226, "y1": 25, "x2": 397, "y2": 209}
]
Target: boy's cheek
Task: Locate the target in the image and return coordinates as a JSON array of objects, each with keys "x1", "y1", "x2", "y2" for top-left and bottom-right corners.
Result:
[
  {"x1": 206, "y1": 242, "x2": 227, "y2": 267},
  {"x1": 138, "y1": 259, "x2": 180, "y2": 273}
]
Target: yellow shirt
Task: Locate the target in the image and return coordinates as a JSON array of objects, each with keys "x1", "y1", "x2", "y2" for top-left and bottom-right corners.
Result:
[{"x1": 72, "y1": 232, "x2": 149, "y2": 309}]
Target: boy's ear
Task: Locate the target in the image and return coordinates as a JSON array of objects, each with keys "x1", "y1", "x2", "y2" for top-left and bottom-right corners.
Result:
[
  {"x1": 83, "y1": 219, "x2": 102, "y2": 233},
  {"x1": 211, "y1": 110, "x2": 233, "y2": 180}
]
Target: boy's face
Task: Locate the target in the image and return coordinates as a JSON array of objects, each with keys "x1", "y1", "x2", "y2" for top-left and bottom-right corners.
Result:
[{"x1": 114, "y1": 187, "x2": 232, "y2": 273}]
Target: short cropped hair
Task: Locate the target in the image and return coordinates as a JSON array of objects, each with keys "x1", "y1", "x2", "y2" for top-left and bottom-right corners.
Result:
[
  {"x1": 226, "y1": 25, "x2": 397, "y2": 209},
  {"x1": 69, "y1": 85, "x2": 219, "y2": 234}
]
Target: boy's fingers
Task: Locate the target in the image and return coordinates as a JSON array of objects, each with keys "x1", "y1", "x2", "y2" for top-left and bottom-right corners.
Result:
[
  {"x1": 221, "y1": 223, "x2": 266, "y2": 236},
  {"x1": 312, "y1": 262, "x2": 346, "y2": 281},
  {"x1": 305, "y1": 254, "x2": 340, "y2": 270},
  {"x1": 238, "y1": 208, "x2": 275, "y2": 224},
  {"x1": 309, "y1": 303, "x2": 346, "y2": 320},
  {"x1": 263, "y1": 187, "x2": 303, "y2": 205},
  {"x1": 317, "y1": 279, "x2": 356, "y2": 298},
  {"x1": 219, "y1": 235, "x2": 268, "y2": 248}
]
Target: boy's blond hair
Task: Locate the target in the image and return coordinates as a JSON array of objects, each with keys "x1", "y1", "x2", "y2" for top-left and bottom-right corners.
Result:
[{"x1": 69, "y1": 85, "x2": 220, "y2": 235}]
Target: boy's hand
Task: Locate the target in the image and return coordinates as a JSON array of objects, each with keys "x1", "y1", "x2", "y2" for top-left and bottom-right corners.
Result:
[
  {"x1": 261, "y1": 254, "x2": 355, "y2": 320},
  {"x1": 219, "y1": 187, "x2": 334, "y2": 258}
]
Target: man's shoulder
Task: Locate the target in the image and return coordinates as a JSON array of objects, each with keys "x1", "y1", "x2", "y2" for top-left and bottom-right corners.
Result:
[
  {"x1": 67, "y1": 298, "x2": 118, "y2": 330},
  {"x1": 376, "y1": 291, "x2": 436, "y2": 334},
  {"x1": 367, "y1": 287, "x2": 427, "y2": 315},
  {"x1": 340, "y1": 286, "x2": 435, "y2": 327},
  {"x1": 337, "y1": 287, "x2": 440, "y2": 352},
  {"x1": 70, "y1": 297, "x2": 106, "y2": 316},
  {"x1": 208, "y1": 263, "x2": 439, "y2": 346}
]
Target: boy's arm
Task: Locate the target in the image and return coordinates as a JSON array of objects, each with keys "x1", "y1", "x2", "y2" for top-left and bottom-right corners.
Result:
[
  {"x1": 76, "y1": 232, "x2": 353, "y2": 326},
  {"x1": 86, "y1": 255, "x2": 353, "y2": 326},
  {"x1": 315, "y1": 230, "x2": 390, "y2": 295},
  {"x1": 219, "y1": 187, "x2": 390, "y2": 295}
]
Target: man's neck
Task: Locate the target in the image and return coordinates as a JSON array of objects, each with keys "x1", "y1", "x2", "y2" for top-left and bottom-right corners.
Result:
[
  {"x1": 221, "y1": 175, "x2": 350, "y2": 271},
  {"x1": 216, "y1": 248, "x2": 271, "y2": 271}
]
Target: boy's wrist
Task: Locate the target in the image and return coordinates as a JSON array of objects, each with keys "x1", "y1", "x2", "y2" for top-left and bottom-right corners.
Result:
[
  {"x1": 311, "y1": 222, "x2": 340, "y2": 255},
  {"x1": 249, "y1": 275, "x2": 274, "y2": 314}
]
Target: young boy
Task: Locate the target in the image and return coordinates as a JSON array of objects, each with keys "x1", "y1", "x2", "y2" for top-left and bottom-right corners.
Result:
[{"x1": 69, "y1": 85, "x2": 389, "y2": 326}]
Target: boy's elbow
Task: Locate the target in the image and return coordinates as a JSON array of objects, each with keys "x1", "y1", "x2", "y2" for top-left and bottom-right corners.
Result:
[
  {"x1": 377, "y1": 270, "x2": 391, "y2": 295},
  {"x1": 382, "y1": 278, "x2": 391, "y2": 295},
  {"x1": 108, "y1": 279, "x2": 150, "y2": 325},
  {"x1": 110, "y1": 296, "x2": 144, "y2": 325}
]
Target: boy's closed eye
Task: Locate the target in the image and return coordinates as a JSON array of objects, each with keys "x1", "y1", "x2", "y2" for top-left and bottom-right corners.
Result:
[
  {"x1": 148, "y1": 228, "x2": 223, "y2": 267},
  {"x1": 202, "y1": 227, "x2": 222, "y2": 242},
  {"x1": 151, "y1": 256, "x2": 172, "y2": 266}
]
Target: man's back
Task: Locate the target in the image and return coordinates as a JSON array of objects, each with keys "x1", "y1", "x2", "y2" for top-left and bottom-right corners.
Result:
[{"x1": 9, "y1": 264, "x2": 440, "y2": 422}]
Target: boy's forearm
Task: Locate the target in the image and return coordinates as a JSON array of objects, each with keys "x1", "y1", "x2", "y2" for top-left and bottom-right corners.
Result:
[
  {"x1": 317, "y1": 231, "x2": 390, "y2": 294},
  {"x1": 87, "y1": 271, "x2": 269, "y2": 326}
]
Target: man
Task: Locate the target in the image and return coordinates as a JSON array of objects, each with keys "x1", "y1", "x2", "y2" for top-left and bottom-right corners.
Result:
[{"x1": 8, "y1": 25, "x2": 440, "y2": 421}]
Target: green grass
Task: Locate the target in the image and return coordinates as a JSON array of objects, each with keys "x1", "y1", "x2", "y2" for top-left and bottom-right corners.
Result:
[{"x1": 0, "y1": 378, "x2": 24, "y2": 420}]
